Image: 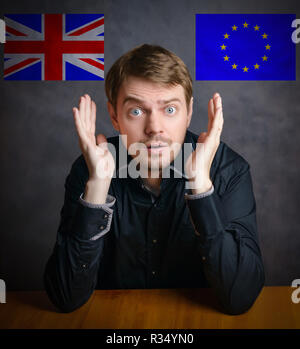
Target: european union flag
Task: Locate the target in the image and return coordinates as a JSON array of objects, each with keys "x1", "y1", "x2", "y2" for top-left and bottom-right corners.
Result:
[{"x1": 195, "y1": 14, "x2": 296, "y2": 80}]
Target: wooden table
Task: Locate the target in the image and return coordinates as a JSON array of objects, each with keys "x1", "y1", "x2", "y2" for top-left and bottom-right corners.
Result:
[{"x1": 0, "y1": 286, "x2": 299, "y2": 329}]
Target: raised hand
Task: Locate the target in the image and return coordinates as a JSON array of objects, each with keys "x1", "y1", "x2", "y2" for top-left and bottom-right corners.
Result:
[
  {"x1": 72, "y1": 94, "x2": 115, "y2": 203},
  {"x1": 184, "y1": 92, "x2": 224, "y2": 194}
]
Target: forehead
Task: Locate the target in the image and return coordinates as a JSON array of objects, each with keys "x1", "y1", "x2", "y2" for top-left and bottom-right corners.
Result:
[{"x1": 117, "y1": 76, "x2": 185, "y2": 104}]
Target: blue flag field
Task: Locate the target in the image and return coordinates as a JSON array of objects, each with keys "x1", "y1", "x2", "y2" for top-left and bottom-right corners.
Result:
[{"x1": 195, "y1": 14, "x2": 296, "y2": 80}]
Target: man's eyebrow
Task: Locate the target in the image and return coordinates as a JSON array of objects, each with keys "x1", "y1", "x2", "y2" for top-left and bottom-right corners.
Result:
[
  {"x1": 122, "y1": 96, "x2": 183, "y2": 106},
  {"x1": 159, "y1": 98, "x2": 183, "y2": 105},
  {"x1": 122, "y1": 96, "x2": 144, "y2": 106}
]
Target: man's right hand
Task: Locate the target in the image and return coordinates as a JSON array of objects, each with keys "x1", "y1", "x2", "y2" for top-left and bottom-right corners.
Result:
[{"x1": 72, "y1": 94, "x2": 115, "y2": 204}]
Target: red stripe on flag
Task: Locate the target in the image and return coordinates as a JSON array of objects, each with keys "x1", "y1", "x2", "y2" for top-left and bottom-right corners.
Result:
[
  {"x1": 4, "y1": 58, "x2": 40, "y2": 76},
  {"x1": 6, "y1": 25, "x2": 27, "y2": 36},
  {"x1": 79, "y1": 58, "x2": 104, "y2": 70},
  {"x1": 44, "y1": 14, "x2": 62, "y2": 80},
  {"x1": 68, "y1": 17, "x2": 104, "y2": 36}
]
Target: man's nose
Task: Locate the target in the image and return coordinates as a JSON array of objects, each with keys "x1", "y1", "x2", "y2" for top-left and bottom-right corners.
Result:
[{"x1": 144, "y1": 111, "x2": 163, "y2": 135}]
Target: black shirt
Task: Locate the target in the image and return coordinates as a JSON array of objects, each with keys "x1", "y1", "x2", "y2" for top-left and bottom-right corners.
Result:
[{"x1": 44, "y1": 129, "x2": 265, "y2": 314}]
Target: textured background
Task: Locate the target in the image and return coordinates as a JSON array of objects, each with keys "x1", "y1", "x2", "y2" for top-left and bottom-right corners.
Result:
[{"x1": 0, "y1": 0, "x2": 299, "y2": 290}]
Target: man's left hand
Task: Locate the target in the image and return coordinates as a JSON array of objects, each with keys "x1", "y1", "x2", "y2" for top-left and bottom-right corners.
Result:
[{"x1": 184, "y1": 92, "x2": 224, "y2": 194}]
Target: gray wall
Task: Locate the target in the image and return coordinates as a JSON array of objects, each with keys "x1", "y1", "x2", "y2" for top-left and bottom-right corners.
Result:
[{"x1": 0, "y1": 0, "x2": 299, "y2": 290}]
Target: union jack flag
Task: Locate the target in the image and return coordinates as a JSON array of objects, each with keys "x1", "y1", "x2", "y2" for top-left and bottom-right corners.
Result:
[{"x1": 4, "y1": 14, "x2": 104, "y2": 80}]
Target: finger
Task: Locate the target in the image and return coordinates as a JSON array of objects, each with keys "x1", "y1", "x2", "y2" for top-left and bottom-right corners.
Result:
[
  {"x1": 208, "y1": 95, "x2": 223, "y2": 141},
  {"x1": 84, "y1": 94, "x2": 91, "y2": 130},
  {"x1": 208, "y1": 98, "x2": 214, "y2": 132},
  {"x1": 73, "y1": 107, "x2": 85, "y2": 140},
  {"x1": 79, "y1": 96, "x2": 86, "y2": 129},
  {"x1": 213, "y1": 92, "x2": 220, "y2": 115},
  {"x1": 207, "y1": 92, "x2": 220, "y2": 136},
  {"x1": 91, "y1": 100, "x2": 96, "y2": 135}
]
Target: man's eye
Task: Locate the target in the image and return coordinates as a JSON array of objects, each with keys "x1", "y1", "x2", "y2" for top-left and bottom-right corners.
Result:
[
  {"x1": 130, "y1": 108, "x2": 143, "y2": 117},
  {"x1": 165, "y1": 106, "x2": 176, "y2": 115}
]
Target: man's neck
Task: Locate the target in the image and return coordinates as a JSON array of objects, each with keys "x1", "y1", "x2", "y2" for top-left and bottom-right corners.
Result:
[
  {"x1": 140, "y1": 168, "x2": 162, "y2": 196},
  {"x1": 142, "y1": 176, "x2": 161, "y2": 191}
]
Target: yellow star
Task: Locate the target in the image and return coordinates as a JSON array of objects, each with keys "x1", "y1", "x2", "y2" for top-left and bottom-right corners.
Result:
[
  {"x1": 223, "y1": 55, "x2": 230, "y2": 61},
  {"x1": 265, "y1": 44, "x2": 271, "y2": 50},
  {"x1": 243, "y1": 22, "x2": 249, "y2": 28},
  {"x1": 224, "y1": 33, "x2": 230, "y2": 39},
  {"x1": 232, "y1": 63, "x2": 238, "y2": 69},
  {"x1": 220, "y1": 44, "x2": 227, "y2": 50},
  {"x1": 254, "y1": 63, "x2": 260, "y2": 69},
  {"x1": 254, "y1": 25, "x2": 260, "y2": 31},
  {"x1": 262, "y1": 55, "x2": 268, "y2": 61},
  {"x1": 243, "y1": 66, "x2": 249, "y2": 72},
  {"x1": 262, "y1": 33, "x2": 268, "y2": 39},
  {"x1": 232, "y1": 25, "x2": 238, "y2": 31}
]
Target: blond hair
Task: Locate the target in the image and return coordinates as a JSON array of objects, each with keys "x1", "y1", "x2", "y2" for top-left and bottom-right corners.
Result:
[{"x1": 105, "y1": 44, "x2": 193, "y2": 111}]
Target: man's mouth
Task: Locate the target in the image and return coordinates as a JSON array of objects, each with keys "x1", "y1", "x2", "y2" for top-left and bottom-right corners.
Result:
[
  {"x1": 146, "y1": 143, "x2": 169, "y2": 154},
  {"x1": 146, "y1": 142, "x2": 168, "y2": 149}
]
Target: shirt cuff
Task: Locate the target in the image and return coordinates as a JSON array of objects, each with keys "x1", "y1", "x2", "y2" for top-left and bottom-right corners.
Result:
[
  {"x1": 79, "y1": 192, "x2": 116, "y2": 209},
  {"x1": 184, "y1": 189, "x2": 228, "y2": 244},
  {"x1": 184, "y1": 184, "x2": 214, "y2": 200},
  {"x1": 71, "y1": 193, "x2": 116, "y2": 241}
]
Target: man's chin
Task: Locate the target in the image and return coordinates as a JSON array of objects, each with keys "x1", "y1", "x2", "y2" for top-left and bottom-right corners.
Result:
[
  {"x1": 142, "y1": 159, "x2": 173, "y2": 176},
  {"x1": 129, "y1": 150, "x2": 177, "y2": 177}
]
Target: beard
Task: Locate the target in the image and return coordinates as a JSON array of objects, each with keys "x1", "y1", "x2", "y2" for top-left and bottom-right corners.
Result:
[
  {"x1": 130, "y1": 142, "x2": 181, "y2": 178},
  {"x1": 121, "y1": 133, "x2": 184, "y2": 179}
]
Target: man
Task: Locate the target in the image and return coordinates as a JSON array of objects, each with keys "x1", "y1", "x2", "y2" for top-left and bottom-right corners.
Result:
[{"x1": 44, "y1": 44, "x2": 265, "y2": 315}]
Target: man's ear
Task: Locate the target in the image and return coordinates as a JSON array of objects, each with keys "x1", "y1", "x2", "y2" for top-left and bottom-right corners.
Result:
[
  {"x1": 107, "y1": 101, "x2": 120, "y2": 131},
  {"x1": 187, "y1": 97, "x2": 193, "y2": 128}
]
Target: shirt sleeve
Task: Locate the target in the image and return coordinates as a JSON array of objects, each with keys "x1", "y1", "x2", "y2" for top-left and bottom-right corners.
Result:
[
  {"x1": 184, "y1": 162, "x2": 265, "y2": 315},
  {"x1": 43, "y1": 157, "x2": 116, "y2": 313},
  {"x1": 78, "y1": 193, "x2": 116, "y2": 241},
  {"x1": 184, "y1": 184, "x2": 214, "y2": 200}
]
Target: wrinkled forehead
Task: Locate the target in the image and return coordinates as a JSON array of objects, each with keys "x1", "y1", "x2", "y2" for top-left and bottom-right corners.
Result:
[{"x1": 117, "y1": 76, "x2": 186, "y2": 107}]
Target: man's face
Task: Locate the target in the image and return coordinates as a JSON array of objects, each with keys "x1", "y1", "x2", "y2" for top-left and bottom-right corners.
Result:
[{"x1": 107, "y1": 76, "x2": 193, "y2": 175}]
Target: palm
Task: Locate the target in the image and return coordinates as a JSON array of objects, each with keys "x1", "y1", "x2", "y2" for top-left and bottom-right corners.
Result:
[{"x1": 73, "y1": 94, "x2": 115, "y2": 180}]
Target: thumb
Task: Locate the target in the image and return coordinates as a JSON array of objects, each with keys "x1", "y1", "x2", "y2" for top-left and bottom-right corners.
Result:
[
  {"x1": 96, "y1": 133, "x2": 109, "y2": 156},
  {"x1": 198, "y1": 132, "x2": 207, "y2": 144},
  {"x1": 96, "y1": 133, "x2": 108, "y2": 148}
]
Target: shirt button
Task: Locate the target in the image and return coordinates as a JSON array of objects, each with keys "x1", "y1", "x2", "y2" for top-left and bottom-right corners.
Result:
[
  {"x1": 153, "y1": 239, "x2": 157, "y2": 244},
  {"x1": 152, "y1": 271, "x2": 156, "y2": 275},
  {"x1": 82, "y1": 263, "x2": 87, "y2": 269}
]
